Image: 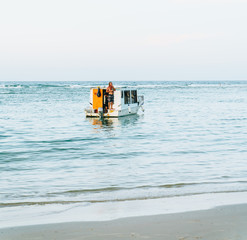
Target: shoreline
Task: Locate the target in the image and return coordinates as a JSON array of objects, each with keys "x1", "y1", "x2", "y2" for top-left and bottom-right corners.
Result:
[
  {"x1": 1, "y1": 203, "x2": 247, "y2": 240},
  {"x1": 1, "y1": 192, "x2": 247, "y2": 229}
]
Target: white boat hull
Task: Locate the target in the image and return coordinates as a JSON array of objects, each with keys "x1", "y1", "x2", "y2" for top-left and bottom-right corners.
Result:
[{"x1": 85, "y1": 105, "x2": 140, "y2": 118}]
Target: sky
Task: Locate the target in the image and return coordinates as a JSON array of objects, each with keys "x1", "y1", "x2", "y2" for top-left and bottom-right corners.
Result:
[{"x1": 0, "y1": 0, "x2": 247, "y2": 81}]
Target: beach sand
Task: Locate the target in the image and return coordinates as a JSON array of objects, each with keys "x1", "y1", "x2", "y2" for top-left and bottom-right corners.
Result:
[{"x1": 1, "y1": 204, "x2": 247, "y2": 240}]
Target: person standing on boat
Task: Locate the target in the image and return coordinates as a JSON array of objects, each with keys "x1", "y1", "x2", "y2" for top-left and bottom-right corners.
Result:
[{"x1": 106, "y1": 82, "x2": 116, "y2": 110}]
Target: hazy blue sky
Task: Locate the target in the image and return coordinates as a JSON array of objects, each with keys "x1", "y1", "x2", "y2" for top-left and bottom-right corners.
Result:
[{"x1": 1, "y1": 0, "x2": 247, "y2": 81}]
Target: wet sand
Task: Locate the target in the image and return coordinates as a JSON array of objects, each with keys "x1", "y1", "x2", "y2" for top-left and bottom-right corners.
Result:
[{"x1": 1, "y1": 204, "x2": 247, "y2": 240}]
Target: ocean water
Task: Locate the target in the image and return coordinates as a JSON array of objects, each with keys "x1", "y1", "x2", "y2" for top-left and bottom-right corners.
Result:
[{"x1": 1, "y1": 81, "x2": 247, "y2": 226}]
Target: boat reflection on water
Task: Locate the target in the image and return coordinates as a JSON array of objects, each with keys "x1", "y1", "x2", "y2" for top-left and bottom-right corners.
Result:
[{"x1": 87, "y1": 114, "x2": 142, "y2": 130}]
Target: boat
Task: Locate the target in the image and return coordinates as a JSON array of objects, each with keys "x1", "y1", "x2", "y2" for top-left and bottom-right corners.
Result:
[{"x1": 85, "y1": 87, "x2": 144, "y2": 118}]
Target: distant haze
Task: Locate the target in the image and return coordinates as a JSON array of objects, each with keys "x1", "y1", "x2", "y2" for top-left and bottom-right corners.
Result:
[{"x1": 1, "y1": 0, "x2": 247, "y2": 81}]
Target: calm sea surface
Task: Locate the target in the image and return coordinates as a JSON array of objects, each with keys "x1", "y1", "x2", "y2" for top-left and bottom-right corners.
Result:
[{"x1": 1, "y1": 81, "x2": 247, "y2": 209}]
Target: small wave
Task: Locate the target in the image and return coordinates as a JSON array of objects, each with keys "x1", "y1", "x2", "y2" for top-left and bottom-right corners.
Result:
[
  {"x1": 0, "y1": 201, "x2": 81, "y2": 207},
  {"x1": 66, "y1": 85, "x2": 92, "y2": 89},
  {"x1": 118, "y1": 84, "x2": 192, "y2": 89},
  {"x1": 0, "y1": 84, "x2": 24, "y2": 89},
  {"x1": 24, "y1": 136, "x2": 101, "y2": 144},
  {"x1": 47, "y1": 180, "x2": 247, "y2": 196},
  {"x1": 54, "y1": 186, "x2": 124, "y2": 195},
  {"x1": 2, "y1": 189, "x2": 247, "y2": 208},
  {"x1": 116, "y1": 84, "x2": 183, "y2": 89},
  {"x1": 36, "y1": 84, "x2": 64, "y2": 88},
  {"x1": 136, "y1": 84, "x2": 187, "y2": 89}
]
